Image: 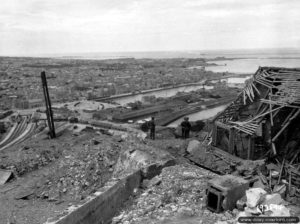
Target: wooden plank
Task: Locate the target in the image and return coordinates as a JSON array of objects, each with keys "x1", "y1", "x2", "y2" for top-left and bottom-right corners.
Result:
[
  {"x1": 252, "y1": 82, "x2": 260, "y2": 95},
  {"x1": 247, "y1": 136, "x2": 253, "y2": 159},
  {"x1": 277, "y1": 158, "x2": 285, "y2": 184},
  {"x1": 289, "y1": 170, "x2": 292, "y2": 195},
  {"x1": 245, "y1": 106, "x2": 284, "y2": 124},
  {"x1": 269, "y1": 95, "x2": 273, "y2": 126},
  {"x1": 212, "y1": 124, "x2": 217, "y2": 146},
  {"x1": 229, "y1": 128, "x2": 235, "y2": 154},
  {"x1": 234, "y1": 126, "x2": 253, "y2": 135},
  {"x1": 215, "y1": 121, "x2": 232, "y2": 130},
  {"x1": 271, "y1": 142, "x2": 277, "y2": 155},
  {"x1": 272, "y1": 109, "x2": 300, "y2": 142}
]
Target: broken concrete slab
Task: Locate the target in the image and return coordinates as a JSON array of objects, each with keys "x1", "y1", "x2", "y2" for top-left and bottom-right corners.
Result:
[
  {"x1": 45, "y1": 170, "x2": 142, "y2": 224},
  {"x1": 137, "y1": 132, "x2": 147, "y2": 141},
  {"x1": 252, "y1": 178, "x2": 266, "y2": 190},
  {"x1": 142, "y1": 175, "x2": 162, "y2": 189},
  {"x1": 236, "y1": 195, "x2": 247, "y2": 211},
  {"x1": 14, "y1": 188, "x2": 35, "y2": 200},
  {"x1": 187, "y1": 140, "x2": 201, "y2": 154},
  {"x1": 262, "y1": 193, "x2": 284, "y2": 206},
  {"x1": 236, "y1": 160, "x2": 265, "y2": 176},
  {"x1": 113, "y1": 144, "x2": 176, "y2": 179},
  {"x1": 246, "y1": 188, "x2": 267, "y2": 208},
  {"x1": 273, "y1": 184, "x2": 286, "y2": 198},
  {"x1": 206, "y1": 175, "x2": 249, "y2": 212},
  {"x1": 0, "y1": 169, "x2": 14, "y2": 185}
]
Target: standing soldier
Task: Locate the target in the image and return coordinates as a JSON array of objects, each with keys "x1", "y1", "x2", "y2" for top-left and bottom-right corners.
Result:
[
  {"x1": 148, "y1": 117, "x2": 156, "y2": 140},
  {"x1": 181, "y1": 117, "x2": 191, "y2": 139}
]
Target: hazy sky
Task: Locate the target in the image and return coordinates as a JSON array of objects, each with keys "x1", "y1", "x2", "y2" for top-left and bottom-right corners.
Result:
[{"x1": 0, "y1": 0, "x2": 299, "y2": 56}]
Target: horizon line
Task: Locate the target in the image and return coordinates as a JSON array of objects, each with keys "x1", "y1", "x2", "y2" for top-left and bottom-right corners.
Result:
[{"x1": 1, "y1": 47, "x2": 300, "y2": 58}]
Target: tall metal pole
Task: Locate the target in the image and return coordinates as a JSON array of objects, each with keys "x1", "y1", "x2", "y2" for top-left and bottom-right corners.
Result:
[{"x1": 41, "y1": 71, "x2": 56, "y2": 138}]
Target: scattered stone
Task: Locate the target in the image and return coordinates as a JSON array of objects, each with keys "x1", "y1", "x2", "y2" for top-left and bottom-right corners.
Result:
[
  {"x1": 14, "y1": 188, "x2": 35, "y2": 200},
  {"x1": 137, "y1": 132, "x2": 147, "y2": 141},
  {"x1": 273, "y1": 184, "x2": 286, "y2": 197},
  {"x1": 187, "y1": 140, "x2": 201, "y2": 154},
  {"x1": 121, "y1": 133, "x2": 129, "y2": 141},
  {"x1": 237, "y1": 160, "x2": 265, "y2": 176},
  {"x1": 113, "y1": 136, "x2": 123, "y2": 142},
  {"x1": 252, "y1": 178, "x2": 266, "y2": 189},
  {"x1": 48, "y1": 197, "x2": 58, "y2": 202},
  {"x1": 182, "y1": 171, "x2": 198, "y2": 179},
  {"x1": 112, "y1": 214, "x2": 123, "y2": 224},
  {"x1": 22, "y1": 146, "x2": 30, "y2": 150},
  {"x1": 0, "y1": 169, "x2": 14, "y2": 185},
  {"x1": 288, "y1": 186, "x2": 296, "y2": 197},
  {"x1": 244, "y1": 207, "x2": 261, "y2": 215},
  {"x1": 55, "y1": 200, "x2": 64, "y2": 205},
  {"x1": 142, "y1": 179, "x2": 150, "y2": 188},
  {"x1": 245, "y1": 188, "x2": 267, "y2": 208},
  {"x1": 232, "y1": 208, "x2": 239, "y2": 216},
  {"x1": 262, "y1": 193, "x2": 283, "y2": 206},
  {"x1": 111, "y1": 164, "x2": 218, "y2": 224},
  {"x1": 177, "y1": 206, "x2": 194, "y2": 217},
  {"x1": 92, "y1": 138, "x2": 102, "y2": 145},
  {"x1": 148, "y1": 176, "x2": 162, "y2": 187}
]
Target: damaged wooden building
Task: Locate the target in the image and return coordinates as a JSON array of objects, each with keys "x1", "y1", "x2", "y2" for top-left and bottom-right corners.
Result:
[{"x1": 212, "y1": 67, "x2": 300, "y2": 164}]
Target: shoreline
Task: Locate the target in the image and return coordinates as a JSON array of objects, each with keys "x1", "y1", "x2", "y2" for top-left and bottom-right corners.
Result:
[{"x1": 93, "y1": 73, "x2": 250, "y2": 102}]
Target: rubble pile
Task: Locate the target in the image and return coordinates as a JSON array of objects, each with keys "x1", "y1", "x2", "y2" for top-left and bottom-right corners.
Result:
[
  {"x1": 235, "y1": 159, "x2": 300, "y2": 205},
  {"x1": 186, "y1": 138, "x2": 300, "y2": 205},
  {"x1": 236, "y1": 187, "x2": 300, "y2": 223},
  {"x1": 112, "y1": 164, "x2": 240, "y2": 224},
  {"x1": 207, "y1": 67, "x2": 300, "y2": 201},
  {"x1": 35, "y1": 135, "x2": 122, "y2": 202},
  {"x1": 0, "y1": 141, "x2": 62, "y2": 176}
]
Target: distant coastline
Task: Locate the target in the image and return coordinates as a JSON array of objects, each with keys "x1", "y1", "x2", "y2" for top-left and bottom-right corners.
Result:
[{"x1": 35, "y1": 48, "x2": 300, "y2": 60}]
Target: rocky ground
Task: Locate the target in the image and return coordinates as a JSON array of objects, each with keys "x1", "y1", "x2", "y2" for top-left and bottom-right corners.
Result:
[
  {"x1": 0, "y1": 124, "x2": 137, "y2": 224},
  {"x1": 1, "y1": 120, "x2": 300, "y2": 224},
  {"x1": 112, "y1": 163, "x2": 239, "y2": 224}
]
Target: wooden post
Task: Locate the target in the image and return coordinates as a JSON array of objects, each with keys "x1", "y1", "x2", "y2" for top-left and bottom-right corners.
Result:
[
  {"x1": 271, "y1": 142, "x2": 277, "y2": 156},
  {"x1": 41, "y1": 71, "x2": 56, "y2": 138},
  {"x1": 269, "y1": 95, "x2": 273, "y2": 126},
  {"x1": 277, "y1": 158, "x2": 285, "y2": 184},
  {"x1": 247, "y1": 136, "x2": 253, "y2": 159},
  {"x1": 272, "y1": 109, "x2": 300, "y2": 142},
  {"x1": 229, "y1": 128, "x2": 235, "y2": 154},
  {"x1": 289, "y1": 170, "x2": 292, "y2": 195},
  {"x1": 212, "y1": 124, "x2": 217, "y2": 146},
  {"x1": 269, "y1": 170, "x2": 272, "y2": 191}
]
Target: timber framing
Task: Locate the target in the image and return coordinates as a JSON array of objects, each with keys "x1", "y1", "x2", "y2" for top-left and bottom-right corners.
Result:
[{"x1": 212, "y1": 67, "x2": 300, "y2": 162}]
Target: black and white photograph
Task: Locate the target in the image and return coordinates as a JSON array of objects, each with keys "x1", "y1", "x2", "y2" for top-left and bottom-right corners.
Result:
[{"x1": 0, "y1": 0, "x2": 300, "y2": 223}]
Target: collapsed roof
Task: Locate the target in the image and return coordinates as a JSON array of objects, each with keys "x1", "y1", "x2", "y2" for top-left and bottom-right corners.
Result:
[{"x1": 212, "y1": 67, "x2": 300, "y2": 160}]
